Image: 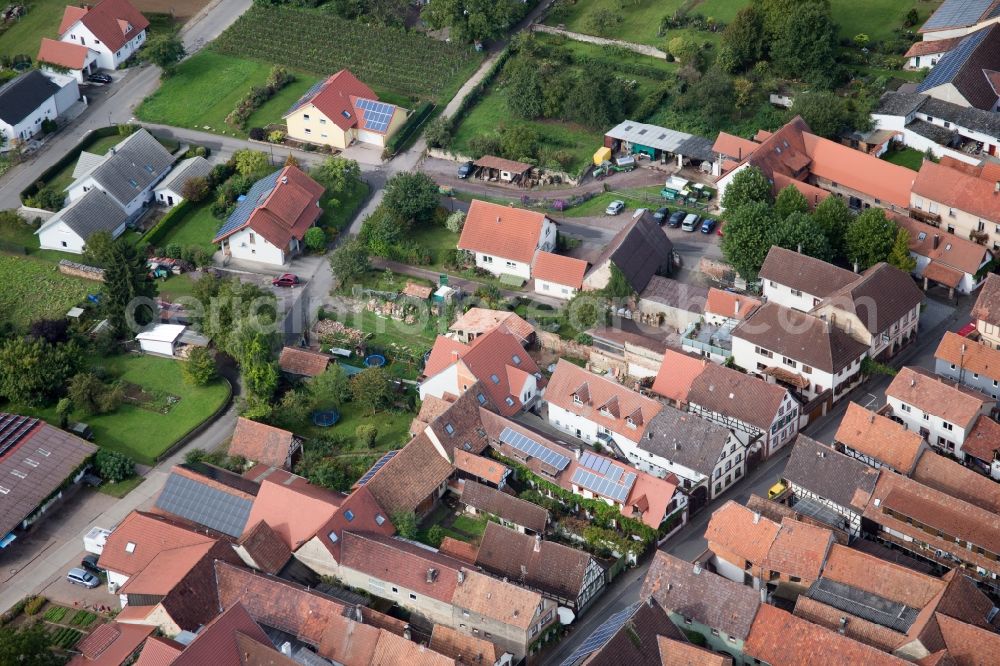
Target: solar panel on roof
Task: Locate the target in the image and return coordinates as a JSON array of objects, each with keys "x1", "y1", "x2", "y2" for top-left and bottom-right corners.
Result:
[
  {"x1": 560, "y1": 601, "x2": 642, "y2": 666},
  {"x1": 355, "y1": 98, "x2": 395, "y2": 133},
  {"x1": 498, "y1": 427, "x2": 570, "y2": 471},
  {"x1": 922, "y1": 0, "x2": 994, "y2": 30},
  {"x1": 154, "y1": 472, "x2": 252, "y2": 538},
  {"x1": 356, "y1": 449, "x2": 399, "y2": 485},
  {"x1": 570, "y1": 467, "x2": 635, "y2": 503},
  {"x1": 0, "y1": 415, "x2": 39, "y2": 458},
  {"x1": 286, "y1": 80, "x2": 326, "y2": 115},
  {"x1": 214, "y1": 170, "x2": 281, "y2": 240},
  {"x1": 918, "y1": 27, "x2": 990, "y2": 92}
]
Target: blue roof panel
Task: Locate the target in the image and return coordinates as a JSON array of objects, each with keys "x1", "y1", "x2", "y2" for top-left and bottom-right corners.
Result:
[
  {"x1": 917, "y1": 27, "x2": 991, "y2": 92},
  {"x1": 286, "y1": 80, "x2": 326, "y2": 116},
  {"x1": 355, "y1": 98, "x2": 396, "y2": 133},
  {"x1": 922, "y1": 0, "x2": 994, "y2": 30},
  {"x1": 214, "y1": 169, "x2": 281, "y2": 241}
]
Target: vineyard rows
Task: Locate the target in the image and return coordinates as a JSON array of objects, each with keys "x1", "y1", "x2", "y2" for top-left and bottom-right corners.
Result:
[{"x1": 212, "y1": 6, "x2": 479, "y2": 101}]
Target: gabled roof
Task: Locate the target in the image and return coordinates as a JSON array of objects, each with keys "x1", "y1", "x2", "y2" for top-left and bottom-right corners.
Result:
[
  {"x1": 97, "y1": 511, "x2": 216, "y2": 576},
  {"x1": 364, "y1": 432, "x2": 453, "y2": 516},
  {"x1": 116, "y1": 539, "x2": 216, "y2": 596},
  {"x1": 561, "y1": 598, "x2": 684, "y2": 666},
  {"x1": 782, "y1": 436, "x2": 878, "y2": 514},
  {"x1": 704, "y1": 287, "x2": 760, "y2": 321},
  {"x1": 887, "y1": 366, "x2": 992, "y2": 429},
  {"x1": 531, "y1": 251, "x2": 587, "y2": 289},
  {"x1": 314, "y1": 484, "x2": 395, "y2": 561},
  {"x1": 448, "y1": 308, "x2": 534, "y2": 344},
  {"x1": 69, "y1": 621, "x2": 153, "y2": 666},
  {"x1": 0, "y1": 413, "x2": 97, "y2": 539},
  {"x1": 79, "y1": 129, "x2": 174, "y2": 206},
  {"x1": 170, "y1": 603, "x2": 287, "y2": 666},
  {"x1": 461, "y1": 481, "x2": 547, "y2": 533},
  {"x1": 213, "y1": 166, "x2": 325, "y2": 247},
  {"x1": 712, "y1": 131, "x2": 760, "y2": 161},
  {"x1": 0, "y1": 70, "x2": 59, "y2": 126},
  {"x1": 244, "y1": 473, "x2": 343, "y2": 550},
  {"x1": 450, "y1": 569, "x2": 545, "y2": 632},
  {"x1": 642, "y1": 405, "x2": 734, "y2": 477},
  {"x1": 765, "y1": 518, "x2": 834, "y2": 582},
  {"x1": 546, "y1": 359, "x2": 662, "y2": 440},
  {"x1": 457, "y1": 200, "x2": 549, "y2": 264},
  {"x1": 424, "y1": 336, "x2": 470, "y2": 378},
  {"x1": 153, "y1": 464, "x2": 256, "y2": 538},
  {"x1": 917, "y1": 25, "x2": 1000, "y2": 110},
  {"x1": 283, "y1": 69, "x2": 400, "y2": 135},
  {"x1": 658, "y1": 635, "x2": 732, "y2": 666},
  {"x1": 452, "y1": 325, "x2": 540, "y2": 417},
  {"x1": 935, "y1": 330, "x2": 1000, "y2": 381},
  {"x1": 705, "y1": 501, "x2": 780, "y2": 565},
  {"x1": 963, "y1": 414, "x2": 1000, "y2": 464},
  {"x1": 835, "y1": 402, "x2": 925, "y2": 473},
  {"x1": 895, "y1": 215, "x2": 991, "y2": 275},
  {"x1": 651, "y1": 349, "x2": 708, "y2": 404},
  {"x1": 424, "y1": 386, "x2": 493, "y2": 457},
  {"x1": 928, "y1": 613, "x2": 1000, "y2": 666},
  {"x1": 157, "y1": 156, "x2": 212, "y2": 196},
  {"x1": 278, "y1": 346, "x2": 331, "y2": 377},
  {"x1": 687, "y1": 361, "x2": 791, "y2": 432},
  {"x1": 904, "y1": 35, "x2": 966, "y2": 57},
  {"x1": 37, "y1": 38, "x2": 93, "y2": 70},
  {"x1": 910, "y1": 448, "x2": 1000, "y2": 513},
  {"x1": 453, "y1": 449, "x2": 508, "y2": 485},
  {"x1": 759, "y1": 246, "x2": 858, "y2": 299},
  {"x1": 341, "y1": 531, "x2": 464, "y2": 603},
  {"x1": 913, "y1": 160, "x2": 1000, "y2": 224},
  {"x1": 821, "y1": 543, "x2": 945, "y2": 610},
  {"x1": 588, "y1": 212, "x2": 674, "y2": 293},
  {"x1": 132, "y1": 636, "x2": 183, "y2": 666},
  {"x1": 429, "y1": 624, "x2": 497, "y2": 666},
  {"x1": 641, "y1": 551, "x2": 760, "y2": 640},
  {"x1": 973, "y1": 273, "x2": 1000, "y2": 327},
  {"x1": 818, "y1": 262, "x2": 924, "y2": 337},
  {"x1": 59, "y1": 0, "x2": 149, "y2": 52},
  {"x1": 237, "y1": 519, "x2": 292, "y2": 574},
  {"x1": 733, "y1": 302, "x2": 869, "y2": 375},
  {"x1": 229, "y1": 417, "x2": 298, "y2": 469},
  {"x1": 745, "y1": 605, "x2": 909, "y2": 666}
]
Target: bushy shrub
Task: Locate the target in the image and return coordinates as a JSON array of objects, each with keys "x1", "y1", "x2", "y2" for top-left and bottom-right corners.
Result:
[
  {"x1": 444, "y1": 211, "x2": 465, "y2": 233},
  {"x1": 95, "y1": 450, "x2": 135, "y2": 483}
]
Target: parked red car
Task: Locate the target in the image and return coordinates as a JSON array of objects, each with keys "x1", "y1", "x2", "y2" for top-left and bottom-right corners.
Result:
[{"x1": 272, "y1": 273, "x2": 300, "y2": 288}]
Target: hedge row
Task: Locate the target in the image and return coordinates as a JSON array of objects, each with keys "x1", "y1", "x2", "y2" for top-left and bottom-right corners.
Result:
[
  {"x1": 449, "y1": 47, "x2": 512, "y2": 129},
  {"x1": 20, "y1": 127, "x2": 119, "y2": 201},
  {"x1": 142, "y1": 199, "x2": 193, "y2": 247},
  {"x1": 383, "y1": 101, "x2": 435, "y2": 158}
]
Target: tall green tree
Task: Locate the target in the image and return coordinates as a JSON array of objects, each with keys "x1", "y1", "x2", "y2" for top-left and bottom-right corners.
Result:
[
  {"x1": 845, "y1": 208, "x2": 898, "y2": 271},
  {"x1": 504, "y1": 56, "x2": 544, "y2": 119},
  {"x1": 99, "y1": 238, "x2": 157, "y2": 338},
  {"x1": 793, "y1": 91, "x2": 870, "y2": 139},
  {"x1": 192, "y1": 277, "x2": 276, "y2": 359},
  {"x1": 143, "y1": 34, "x2": 184, "y2": 68},
  {"x1": 720, "y1": 201, "x2": 777, "y2": 281},
  {"x1": 181, "y1": 347, "x2": 217, "y2": 386},
  {"x1": 350, "y1": 367, "x2": 394, "y2": 415},
  {"x1": 773, "y1": 211, "x2": 833, "y2": 262},
  {"x1": 887, "y1": 228, "x2": 917, "y2": 273},
  {"x1": 330, "y1": 237, "x2": 371, "y2": 282},
  {"x1": 721, "y1": 165, "x2": 773, "y2": 211},
  {"x1": 768, "y1": 1, "x2": 841, "y2": 88},
  {"x1": 311, "y1": 157, "x2": 361, "y2": 195},
  {"x1": 81, "y1": 230, "x2": 115, "y2": 267},
  {"x1": 0, "y1": 623, "x2": 61, "y2": 666},
  {"x1": 718, "y1": 5, "x2": 764, "y2": 72},
  {"x1": 234, "y1": 328, "x2": 278, "y2": 400},
  {"x1": 812, "y1": 195, "x2": 853, "y2": 261},
  {"x1": 0, "y1": 338, "x2": 82, "y2": 406},
  {"x1": 233, "y1": 149, "x2": 270, "y2": 177},
  {"x1": 774, "y1": 184, "x2": 810, "y2": 218},
  {"x1": 310, "y1": 364, "x2": 350, "y2": 409},
  {"x1": 381, "y1": 172, "x2": 440, "y2": 224}
]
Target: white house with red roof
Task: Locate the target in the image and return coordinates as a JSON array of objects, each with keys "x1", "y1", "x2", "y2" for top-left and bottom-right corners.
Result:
[
  {"x1": 419, "y1": 325, "x2": 541, "y2": 417},
  {"x1": 458, "y1": 200, "x2": 556, "y2": 281},
  {"x1": 531, "y1": 250, "x2": 588, "y2": 299},
  {"x1": 212, "y1": 165, "x2": 324, "y2": 266},
  {"x1": 283, "y1": 69, "x2": 407, "y2": 150},
  {"x1": 37, "y1": 37, "x2": 98, "y2": 82},
  {"x1": 57, "y1": 0, "x2": 148, "y2": 71}
]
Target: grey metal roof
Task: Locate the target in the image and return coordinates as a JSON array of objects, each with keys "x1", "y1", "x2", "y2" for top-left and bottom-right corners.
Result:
[
  {"x1": 158, "y1": 156, "x2": 212, "y2": 195},
  {"x1": 641, "y1": 405, "x2": 733, "y2": 477},
  {"x1": 605, "y1": 120, "x2": 712, "y2": 157},
  {"x1": 908, "y1": 119, "x2": 961, "y2": 145},
  {"x1": 921, "y1": 0, "x2": 994, "y2": 31},
  {"x1": 0, "y1": 70, "x2": 59, "y2": 125},
  {"x1": 676, "y1": 134, "x2": 717, "y2": 163},
  {"x1": 640, "y1": 275, "x2": 706, "y2": 312},
  {"x1": 86, "y1": 129, "x2": 174, "y2": 206},
  {"x1": 48, "y1": 188, "x2": 128, "y2": 241},
  {"x1": 154, "y1": 469, "x2": 253, "y2": 538},
  {"x1": 874, "y1": 91, "x2": 929, "y2": 118},
  {"x1": 806, "y1": 578, "x2": 919, "y2": 633}
]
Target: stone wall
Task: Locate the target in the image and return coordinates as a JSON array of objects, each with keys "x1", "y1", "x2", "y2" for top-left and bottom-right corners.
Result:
[
  {"x1": 537, "y1": 329, "x2": 591, "y2": 358},
  {"x1": 58, "y1": 259, "x2": 105, "y2": 282}
]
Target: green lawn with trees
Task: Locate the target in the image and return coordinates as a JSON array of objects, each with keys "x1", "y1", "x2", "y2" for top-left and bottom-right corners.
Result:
[
  {"x1": 0, "y1": 256, "x2": 92, "y2": 331},
  {"x1": 155, "y1": 202, "x2": 221, "y2": 254}
]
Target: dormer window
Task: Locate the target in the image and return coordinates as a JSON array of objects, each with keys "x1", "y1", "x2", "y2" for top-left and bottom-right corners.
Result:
[
  {"x1": 600, "y1": 408, "x2": 612, "y2": 417},
  {"x1": 626, "y1": 417, "x2": 636, "y2": 429},
  {"x1": 445, "y1": 423, "x2": 455, "y2": 435},
  {"x1": 573, "y1": 394, "x2": 582, "y2": 405}
]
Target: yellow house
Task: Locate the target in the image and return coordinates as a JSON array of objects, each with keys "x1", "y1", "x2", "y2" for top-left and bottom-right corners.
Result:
[{"x1": 283, "y1": 69, "x2": 407, "y2": 150}]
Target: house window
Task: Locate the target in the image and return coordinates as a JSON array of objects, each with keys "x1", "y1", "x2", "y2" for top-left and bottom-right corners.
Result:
[
  {"x1": 391, "y1": 586, "x2": 398, "y2": 594},
  {"x1": 304, "y1": 128, "x2": 312, "y2": 134},
  {"x1": 942, "y1": 421, "x2": 953, "y2": 431},
  {"x1": 802, "y1": 365, "x2": 812, "y2": 374},
  {"x1": 505, "y1": 397, "x2": 515, "y2": 407},
  {"x1": 125, "y1": 542, "x2": 136, "y2": 553},
  {"x1": 754, "y1": 346, "x2": 773, "y2": 358},
  {"x1": 320, "y1": 118, "x2": 326, "y2": 124},
  {"x1": 344, "y1": 510, "x2": 354, "y2": 522},
  {"x1": 791, "y1": 289, "x2": 802, "y2": 297},
  {"x1": 61, "y1": 241, "x2": 67, "y2": 248},
  {"x1": 505, "y1": 261, "x2": 516, "y2": 268},
  {"x1": 375, "y1": 514, "x2": 386, "y2": 525},
  {"x1": 327, "y1": 532, "x2": 339, "y2": 543},
  {"x1": 476, "y1": 393, "x2": 486, "y2": 405},
  {"x1": 303, "y1": 114, "x2": 310, "y2": 120},
  {"x1": 249, "y1": 232, "x2": 256, "y2": 244},
  {"x1": 482, "y1": 255, "x2": 493, "y2": 263},
  {"x1": 756, "y1": 362, "x2": 767, "y2": 371},
  {"x1": 782, "y1": 357, "x2": 796, "y2": 368},
  {"x1": 900, "y1": 404, "x2": 911, "y2": 413},
  {"x1": 409, "y1": 593, "x2": 417, "y2": 600},
  {"x1": 948, "y1": 208, "x2": 956, "y2": 218},
  {"x1": 445, "y1": 423, "x2": 455, "y2": 435},
  {"x1": 573, "y1": 394, "x2": 583, "y2": 405}
]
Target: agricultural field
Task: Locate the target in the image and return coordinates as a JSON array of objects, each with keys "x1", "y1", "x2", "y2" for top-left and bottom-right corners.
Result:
[
  {"x1": 211, "y1": 5, "x2": 483, "y2": 104},
  {"x1": 0, "y1": 256, "x2": 92, "y2": 330},
  {"x1": 545, "y1": 0, "x2": 942, "y2": 47},
  {"x1": 451, "y1": 35, "x2": 676, "y2": 174},
  {"x1": 136, "y1": 52, "x2": 319, "y2": 135}
]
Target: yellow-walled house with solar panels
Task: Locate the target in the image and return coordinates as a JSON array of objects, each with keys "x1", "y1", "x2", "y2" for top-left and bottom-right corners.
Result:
[{"x1": 282, "y1": 69, "x2": 407, "y2": 150}]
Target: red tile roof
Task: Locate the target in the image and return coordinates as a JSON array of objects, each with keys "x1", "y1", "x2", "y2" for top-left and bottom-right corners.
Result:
[
  {"x1": 278, "y1": 346, "x2": 330, "y2": 377},
  {"x1": 705, "y1": 501, "x2": 780, "y2": 565},
  {"x1": 97, "y1": 511, "x2": 215, "y2": 577},
  {"x1": 133, "y1": 637, "x2": 183, "y2": 666},
  {"x1": 821, "y1": 543, "x2": 945, "y2": 609},
  {"x1": 453, "y1": 449, "x2": 508, "y2": 485},
  {"x1": 904, "y1": 36, "x2": 964, "y2": 57},
  {"x1": 341, "y1": 531, "x2": 463, "y2": 603},
  {"x1": 462, "y1": 482, "x2": 548, "y2": 533},
  {"x1": 473, "y1": 155, "x2": 532, "y2": 174},
  {"x1": 712, "y1": 132, "x2": 760, "y2": 161},
  {"x1": 117, "y1": 540, "x2": 216, "y2": 596},
  {"x1": 547, "y1": 359, "x2": 662, "y2": 439},
  {"x1": 963, "y1": 414, "x2": 1000, "y2": 463},
  {"x1": 934, "y1": 331, "x2": 1000, "y2": 381},
  {"x1": 451, "y1": 569, "x2": 545, "y2": 632},
  {"x1": 363, "y1": 432, "x2": 453, "y2": 516},
  {"x1": 59, "y1": 0, "x2": 149, "y2": 51},
  {"x1": 913, "y1": 159, "x2": 1000, "y2": 224},
  {"x1": 438, "y1": 536, "x2": 479, "y2": 563},
  {"x1": 244, "y1": 476, "x2": 341, "y2": 550},
  {"x1": 448, "y1": 308, "x2": 535, "y2": 344},
  {"x1": 895, "y1": 215, "x2": 991, "y2": 276},
  {"x1": 973, "y1": 273, "x2": 1000, "y2": 328},
  {"x1": 368, "y1": 631, "x2": 456, "y2": 666},
  {"x1": 887, "y1": 366, "x2": 992, "y2": 429},
  {"x1": 835, "y1": 402, "x2": 924, "y2": 473},
  {"x1": 658, "y1": 635, "x2": 732, "y2": 665},
  {"x1": 746, "y1": 605, "x2": 910, "y2": 666},
  {"x1": 402, "y1": 282, "x2": 433, "y2": 299},
  {"x1": 764, "y1": 518, "x2": 834, "y2": 582},
  {"x1": 287, "y1": 69, "x2": 377, "y2": 131},
  {"x1": 772, "y1": 172, "x2": 831, "y2": 208},
  {"x1": 531, "y1": 251, "x2": 587, "y2": 289},
  {"x1": 213, "y1": 166, "x2": 324, "y2": 247},
  {"x1": 457, "y1": 325, "x2": 540, "y2": 417},
  {"x1": 687, "y1": 361, "x2": 791, "y2": 432},
  {"x1": 704, "y1": 288, "x2": 760, "y2": 320},
  {"x1": 237, "y1": 520, "x2": 292, "y2": 574},
  {"x1": 652, "y1": 349, "x2": 708, "y2": 404},
  {"x1": 931, "y1": 612, "x2": 1000, "y2": 666},
  {"x1": 315, "y1": 484, "x2": 396, "y2": 561},
  {"x1": 429, "y1": 624, "x2": 497, "y2": 665},
  {"x1": 37, "y1": 38, "x2": 91, "y2": 69},
  {"x1": 229, "y1": 418, "x2": 298, "y2": 470},
  {"x1": 910, "y1": 447, "x2": 1000, "y2": 513},
  {"x1": 424, "y1": 336, "x2": 469, "y2": 378},
  {"x1": 170, "y1": 603, "x2": 276, "y2": 666},
  {"x1": 458, "y1": 200, "x2": 549, "y2": 264},
  {"x1": 70, "y1": 622, "x2": 153, "y2": 666}
]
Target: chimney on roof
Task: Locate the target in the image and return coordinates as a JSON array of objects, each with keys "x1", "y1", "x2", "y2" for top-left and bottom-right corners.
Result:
[
  {"x1": 496, "y1": 216, "x2": 501, "y2": 224},
  {"x1": 534, "y1": 534, "x2": 542, "y2": 553},
  {"x1": 910, "y1": 378, "x2": 916, "y2": 387},
  {"x1": 403, "y1": 625, "x2": 412, "y2": 641},
  {"x1": 353, "y1": 605, "x2": 362, "y2": 622},
  {"x1": 576, "y1": 447, "x2": 582, "y2": 460},
  {"x1": 458, "y1": 569, "x2": 465, "y2": 584},
  {"x1": 735, "y1": 300, "x2": 740, "y2": 316},
  {"x1": 521, "y1": 564, "x2": 528, "y2": 578},
  {"x1": 869, "y1": 413, "x2": 875, "y2": 424},
  {"x1": 839, "y1": 617, "x2": 848, "y2": 635},
  {"x1": 853, "y1": 262, "x2": 859, "y2": 273},
  {"x1": 995, "y1": 181, "x2": 999, "y2": 193},
  {"x1": 817, "y1": 450, "x2": 826, "y2": 458},
  {"x1": 753, "y1": 512, "x2": 761, "y2": 524},
  {"x1": 674, "y1": 442, "x2": 680, "y2": 451},
  {"x1": 797, "y1": 244, "x2": 802, "y2": 254},
  {"x1": 693, "y1": 563, "x2": 702, "y2": 575},
  {"x1": 933, "y1": 234, "x2": 940, "y2": 250},
  {"x1": 426, "y1": 567, "x2": 438, "y2": 583}
]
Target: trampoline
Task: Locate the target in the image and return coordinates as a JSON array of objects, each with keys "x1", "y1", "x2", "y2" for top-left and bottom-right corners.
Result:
[
  {"x1": 311, "y1": 410, "x2": 340, "y2": 427},
  {"x1": 364, "y1": 354, "x2": 387, "y2": 368}
]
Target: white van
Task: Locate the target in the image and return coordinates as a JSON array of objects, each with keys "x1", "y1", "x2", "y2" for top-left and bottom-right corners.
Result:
[{"x1": 681, "y1": 213, "x2": 699, "y2": 232}]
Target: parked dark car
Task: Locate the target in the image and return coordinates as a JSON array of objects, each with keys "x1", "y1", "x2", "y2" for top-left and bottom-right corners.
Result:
[
  {"x1": 87, "y1": 73, "x2": 112, "y2": 84},
  {"x1": 272, "y1": 273, "x2": 300, "y2": 288},
  {"x1": 68, "y1": 422, "x2": 93, "y2": 441},
  {"x1": 701, "y1": 218, "x2": 717, "y2": 234},
  {"x1": 457, "y1": 161, "x2": 474, "y2": 179},
  {"x1": 653, "y1": 207, "x2": 670, "y2": 224},
  {"x1": 81, "y1": 554, "x2": 102, "y2": 575},
  {"x1": 666, "y1": 210, "x2": 686, "y2": 228}
]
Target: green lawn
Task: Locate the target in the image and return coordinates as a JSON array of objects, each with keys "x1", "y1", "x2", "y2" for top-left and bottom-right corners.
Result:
[
  {"x1": 283, "y1": 399, "x2": 415, "y2": 449},
  {"x1": 545, "y1": 0, "x2": 686, "y2": 48},
  {"x1": 98, "y1": 476, "x2": 145, "y2": 498},
  {"x1": 137, "y1": 52, "x2": 318, "y2": 136},
  {"x1": 14, "y1": 354, "x2": 230, "y2": 464},
  {"x1": 319, "y1": 180, "x2": 369, "y2": 233},
  {"x1": 883, "y1": 146, "x2": 924, "y2": 171},
  {"x1": 0, "y1": 255, "x2": 93, "y2": 330},
  {"x1": 156, "y1": 201, "x2": 220, "y2": 253},
  {"x1": 0, "y1": 0, "x2": 67, "y2": 59},
  {"x1": 451, "y1": 514, "x2": 489, "y2": 538},
  {"x1": 157, "y1": 273, "x2": 201, "y2": 301}
]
